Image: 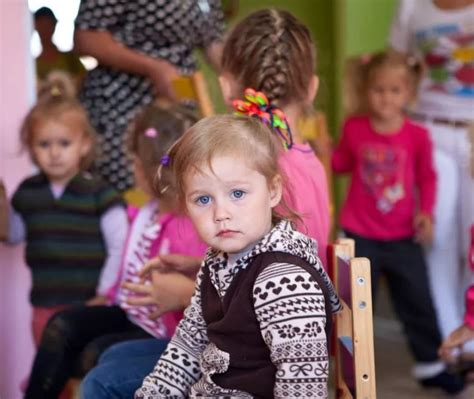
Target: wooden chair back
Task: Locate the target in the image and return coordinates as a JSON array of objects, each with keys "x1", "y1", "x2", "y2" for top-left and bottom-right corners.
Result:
[{"x1": 329, "y1": 238, "x2": 376, "y2": 398}]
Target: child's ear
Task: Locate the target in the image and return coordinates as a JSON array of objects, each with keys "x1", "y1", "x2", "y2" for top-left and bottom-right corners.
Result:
[
  {"x1": 305, "y1": 74, "x2": 319, "y2": 105},
  {"x1": 218, "y1": 74, "x2": 237, "y2": 106},
  {"x1": 269, "y1": 175, "x2": 283, "y2": 208}
]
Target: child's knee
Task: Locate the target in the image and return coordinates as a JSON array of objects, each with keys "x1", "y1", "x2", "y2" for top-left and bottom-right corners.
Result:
[{"x1": 41, "y1": 313, "x2": 73, "y2": 347}]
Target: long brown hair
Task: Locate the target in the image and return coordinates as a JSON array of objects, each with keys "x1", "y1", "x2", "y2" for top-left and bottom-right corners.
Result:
[
  {"x1": 222, "y1": 8, "x2": 316, "y2": 108},
  {"x1": 20, "y1": 71, "x2": 96, "y2": 169}
]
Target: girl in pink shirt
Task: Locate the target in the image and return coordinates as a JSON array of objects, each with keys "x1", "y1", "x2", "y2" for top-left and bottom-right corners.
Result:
[
  {"x1": 219, "y1": 9, "x2": 330, "y2": 267},
  {"x1": 332, "y1": 51, "x2": 464, "y2": 394},
  {"x1": 24, "y1": 104, "x2": 207, "y2": 399}
]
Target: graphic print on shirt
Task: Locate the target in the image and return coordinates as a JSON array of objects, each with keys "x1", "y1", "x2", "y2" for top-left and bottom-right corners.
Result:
[
  {"x1": 359, "y1": 144, "x2": 406, "y2": 213},
  {"x1": 414, "y1": 23, "x2": 474, "y2": 97}
]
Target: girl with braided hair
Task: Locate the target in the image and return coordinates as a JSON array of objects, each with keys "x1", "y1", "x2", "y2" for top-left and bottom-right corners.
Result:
[{"x1": 219, "y1": 8, "x2": 330, "y2": 267}]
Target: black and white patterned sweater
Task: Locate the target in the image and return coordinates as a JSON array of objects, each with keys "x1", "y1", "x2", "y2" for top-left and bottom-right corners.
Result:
[{"x1": 135, "y1": 221, "x2": 341, "y2": 398}]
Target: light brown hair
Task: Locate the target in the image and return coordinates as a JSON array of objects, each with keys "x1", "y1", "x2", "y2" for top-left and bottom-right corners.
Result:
[
  {"x1": 161, "y1": 114, "x2": 298, "y2": 223},
  {"x1": 221, "y1": 8, "x2": 316, "y2": 108},
  {"x1": 128, "y1": 103, "x2": 198, "y2": 201},
  {"x1": 20, "y1": 71, "x2": 96, "y2": 169}
]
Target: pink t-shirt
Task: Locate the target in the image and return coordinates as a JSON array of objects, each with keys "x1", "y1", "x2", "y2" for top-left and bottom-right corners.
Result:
[
  {"x1": 278, "y1": 144, "x2": 330, "y2": 267},
  {"x1": 332, "y1": 116, "x2": 436, "y2": 240},
  {"x1": 109, "y1": 201, "x2": 207, "y2": 338}
]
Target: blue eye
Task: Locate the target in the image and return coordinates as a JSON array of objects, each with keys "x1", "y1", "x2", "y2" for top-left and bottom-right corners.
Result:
[
  {"x1": 231, "y1": 190, "x2": 245, "y2": 200},
  {"x1": 196, "y1": 195, "x2": 211, "y2": 205}
]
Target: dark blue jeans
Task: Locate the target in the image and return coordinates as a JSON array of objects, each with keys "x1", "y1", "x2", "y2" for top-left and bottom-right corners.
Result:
[{"x1": 80, "y1": 338, "x2": 170, "y2": 399}]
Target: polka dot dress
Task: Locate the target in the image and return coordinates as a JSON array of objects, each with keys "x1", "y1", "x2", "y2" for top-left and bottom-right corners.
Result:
[{"x1": 75, "y1": 0, "x2": 224, "y2": 191}]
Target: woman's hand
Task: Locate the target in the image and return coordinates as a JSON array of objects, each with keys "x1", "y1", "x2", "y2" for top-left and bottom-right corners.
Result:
[
  {"x1": 146, "y1": 58, "x2": 179, "y2": 101},
  {"x1": 123, "y1": 271, "x2": 196, "y2": 317}
]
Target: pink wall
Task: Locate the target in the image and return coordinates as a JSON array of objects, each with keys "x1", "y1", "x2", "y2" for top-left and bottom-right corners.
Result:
[{"x1": 0, "y1": 1, "x2": 36, "y2": 398}]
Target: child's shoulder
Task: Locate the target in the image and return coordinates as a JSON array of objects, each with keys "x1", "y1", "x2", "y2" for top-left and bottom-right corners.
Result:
[
  {"x1": 71, "y1": 173, "x2": 125, "y2": 211},
  {"x1": 16, "y1": 173, "x2": 46, "y2": 189}
]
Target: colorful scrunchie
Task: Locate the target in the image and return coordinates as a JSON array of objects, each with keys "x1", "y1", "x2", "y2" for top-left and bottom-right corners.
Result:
[{"x1": 232, "y1": 88, "x2": 294, "y2": 151}]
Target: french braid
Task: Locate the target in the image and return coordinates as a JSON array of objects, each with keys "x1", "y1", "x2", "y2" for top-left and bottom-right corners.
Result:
[{"x1": 222, "y1": 9, "x2": 315, "y2": 107}]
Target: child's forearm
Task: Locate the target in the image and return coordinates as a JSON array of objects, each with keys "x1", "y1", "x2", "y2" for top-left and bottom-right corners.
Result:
[{"x1": 96, "y1": 206, "x2": 128, "y2": 296}]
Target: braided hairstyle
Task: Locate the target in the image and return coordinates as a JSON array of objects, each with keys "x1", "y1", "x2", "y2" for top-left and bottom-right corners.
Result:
[{"x1": 222, "y1": 8, "x2": 315, "y2": 108}]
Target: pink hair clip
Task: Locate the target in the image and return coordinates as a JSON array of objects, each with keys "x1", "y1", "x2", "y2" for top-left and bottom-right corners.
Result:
[{"x1": 144, "y1": 127, "x2": 158, "y2": 138}]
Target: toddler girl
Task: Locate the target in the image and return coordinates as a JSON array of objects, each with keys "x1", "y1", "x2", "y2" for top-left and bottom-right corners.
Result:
[
  {"x1": 219, "y1": 8, "x2": 330, "y2": 266},
  {"x1": 332, "y1": 51, "x2": 463, "y2": 394},
  {"x1": 136, "y1": 114, "x2": 341, "y2": 398},
  {"x1": 2, "y1": 74, "x2": 127, "y2": 345},
  {"x1": 24, "y1": 103, "x2": 207, "y2": 399}
]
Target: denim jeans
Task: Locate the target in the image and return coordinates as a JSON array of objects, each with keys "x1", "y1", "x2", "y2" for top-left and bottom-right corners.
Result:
[{"x1": 80, "y1": 338, "x2": 170, "y2": 399}]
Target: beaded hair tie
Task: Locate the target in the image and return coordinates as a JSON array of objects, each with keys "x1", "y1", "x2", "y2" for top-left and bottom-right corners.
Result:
[{"x1": 232, "y1": 88, "x2": 294, "y2": 151}]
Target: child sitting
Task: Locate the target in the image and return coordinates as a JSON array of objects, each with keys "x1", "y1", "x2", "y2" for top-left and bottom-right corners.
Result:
[{"x1": 136, "y1": 114, "x2": 341, "y2": 398}]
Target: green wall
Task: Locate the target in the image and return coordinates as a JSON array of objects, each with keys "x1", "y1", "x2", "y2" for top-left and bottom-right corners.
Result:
[{"x1": 344, "y1": 0, "x2": 398, "y2": 57}]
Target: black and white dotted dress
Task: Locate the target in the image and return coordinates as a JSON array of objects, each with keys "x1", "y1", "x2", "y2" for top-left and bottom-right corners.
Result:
[{"x1": 75, "y1": 0, "x2": 224, "y2": 191}]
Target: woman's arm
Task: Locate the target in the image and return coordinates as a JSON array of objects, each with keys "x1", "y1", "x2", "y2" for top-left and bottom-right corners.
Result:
[{"x1": 73, "y1": 29, "x2": 178, "y2": 99}]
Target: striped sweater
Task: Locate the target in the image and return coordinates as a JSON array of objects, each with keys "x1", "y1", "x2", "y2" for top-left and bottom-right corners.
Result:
[{"x1": 12, "y1": 173, "x2": 124, "y2": 306}]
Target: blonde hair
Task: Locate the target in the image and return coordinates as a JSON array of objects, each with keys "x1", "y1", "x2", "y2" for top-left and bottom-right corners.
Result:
[
  {"x1": 345, "y1": 51, "x2": 424, "y2": 116},
  {"x1": 222, "y1": 8, "x2": 315, "y2": 108},
  {"x1": 161, "y1": 114, "x2": 297, "y2": 223},
  {"x1": 21, "y1": 71, "x2": 96, "y2": 169},
  {"x1": 128, "y1": 103, "x2": 198, "y2": 201}
]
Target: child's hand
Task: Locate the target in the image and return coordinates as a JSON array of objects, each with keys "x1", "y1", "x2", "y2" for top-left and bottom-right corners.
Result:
[
  {"x1": 123, "y1": 271, "x2": 195, "y2": 317},
  {"x1": 85, "y1": 295, "x2": 108, "y2": 306},
  {"x1": 439, "y1": 323, "x2": 474, "y2": 363},
  {"x1": 413, "y1": 213, "x2": 433, "y2": 245},
  {"x1": 139, "y1": 254, "x2": 202, "y2": 279}
]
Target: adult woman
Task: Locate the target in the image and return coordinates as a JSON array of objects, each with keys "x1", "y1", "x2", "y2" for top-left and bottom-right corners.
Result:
[{"x1": 74, "y1": 0, "x2": 224, "y2": 191}]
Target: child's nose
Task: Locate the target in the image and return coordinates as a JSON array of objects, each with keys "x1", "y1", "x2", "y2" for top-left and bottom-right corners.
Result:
[
  {"x1": 50, "y1": 145, "x2": 61, "y2": 158},
  {"x1": 214, "y1": 201, "x2": 231, "y2": 222}
]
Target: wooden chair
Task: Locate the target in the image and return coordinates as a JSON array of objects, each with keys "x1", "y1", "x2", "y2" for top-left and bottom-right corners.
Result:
[{"x1": 328, "y1": 238, "x2": 376, "y2": 398}]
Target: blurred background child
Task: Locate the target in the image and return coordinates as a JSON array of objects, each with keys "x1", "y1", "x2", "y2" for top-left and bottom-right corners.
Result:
[
  {"x1": 332, "y1": 51, "x2": 464, "y2": 394},
  {"x1": 23, "y1": 103, "x2": 207, "y2": 399},
  {"x1": 1, "y1": 73, "x2": 127, "y2": 347}
]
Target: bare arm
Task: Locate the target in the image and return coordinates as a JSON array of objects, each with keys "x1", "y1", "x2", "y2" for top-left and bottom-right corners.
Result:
[{"x1": 74, "y1": 29, "x2": 178, "y2": 99}]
